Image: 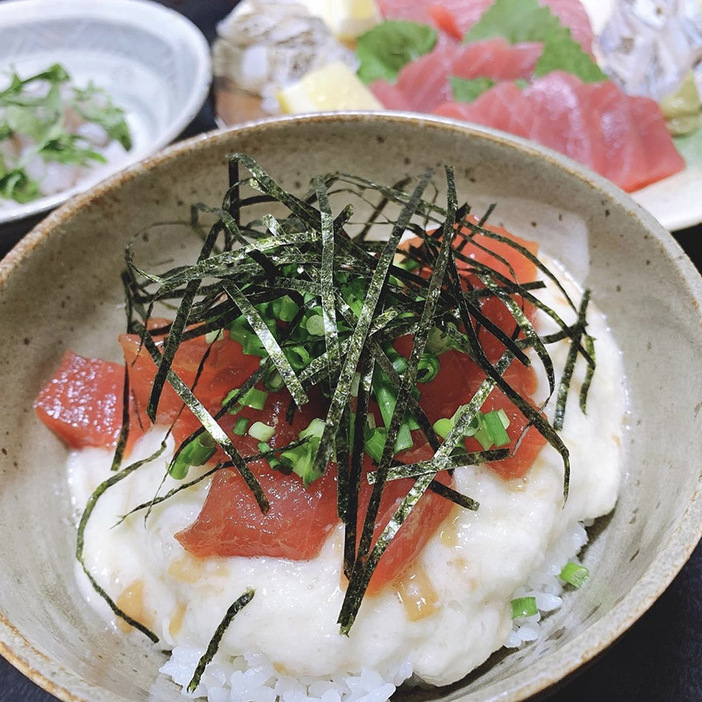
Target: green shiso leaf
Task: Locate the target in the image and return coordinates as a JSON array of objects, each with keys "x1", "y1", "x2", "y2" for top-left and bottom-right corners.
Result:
[
  {"x1": 464, "y1": 0, "x2": 607, "y2": 83},
  {"x1": 450, "y1": 76, "x2": 496, "y2": 103},
  {"x1": 356, "y1": 20, "x2": 438, "y2": 84}
]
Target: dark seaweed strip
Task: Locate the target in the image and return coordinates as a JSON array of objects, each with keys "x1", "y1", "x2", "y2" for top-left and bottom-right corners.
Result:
[
  {"x1": 442, "y1": 239, "x2": 572, "y2": 499},
  {"x1": 333, "y1": 291, "x2": 441, "y2": 454},
  {"x1": 355, "y1": 167, "x2": 457, "y2": 564},
  {"x1": 110, "y1": 358, "x2": 132, "y2": 472},
  {"x1": 342, "y1": 168, "x2": 459, "y2": 627},
  {"x1": 130, "y1": 231, "x2": 317, "y2": 293},
  {"x1": 475, "y1": 203, "x2": 497, "y2": 229},
  {"x1": 77, "y1": 443, "x2": 168, "y2": 643},
  {"x1": 477, "y1": 281, "x2": 594, "y2": 370},
  {"x1": 339, "y1": 471, "x2": 436, "y2": 633},
  {"x1": 461, "y1": 219, "x2": 579, "y2": 314},
  {"x1": 192, "y1": 203, "x2": 249, "y2": 247},
  {"x1": 311, "y1": 170, "x2": 434, "y2": 479},
  {"x1": 554, "y1": 289, "x2": 591, "y2": 431},
  {"x1": 226, "y1": 157, "x2": 240, "y2": 226},
  {"x1": 331, "y1": 172, "x2": 448, "y2": 223},
  {"x1": 314, "y1": 176, "x2": 342, "y2": 382},
  {"x1": 425, "y1": 479, "x2": 479, "y2": 511},
  {"x1": 335, "y1": 406, "x2": 352, "y2": 522},
  {"x1": 367, "y1": 449, "x2": 510, "y2": 482},
  {"x1": 146, "y1": 218, "x2": 223, "y2": 421},
  {"x1": 580, "y1": 330, "x2": 595, "y2": 413},
  {"x1": 221, "y1": 281, "x2": 308, "y2": 408},
  {"x1": 343, "y1": 349, "x2": 375, "y2": 578},
  {"x1": 474, "y1": 271, "x2": 555, "y2": 398},
  {"x1": 133, "y1": 321, "x2": 270, "y2": 513},
  {"x1": 353, "y1": 177, "x2": 412, "y2": 242},
  {"x1": 186, "y1": 589, "x2": 255, "y2": 694},
  {"x1": 231, "y1": 153, "x2": 321, "y2": 224}
]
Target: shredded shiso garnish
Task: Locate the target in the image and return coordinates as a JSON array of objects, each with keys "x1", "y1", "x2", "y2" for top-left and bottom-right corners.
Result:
[{"x1": 76, "y1": 154, "x2": 595, "y2": 678}]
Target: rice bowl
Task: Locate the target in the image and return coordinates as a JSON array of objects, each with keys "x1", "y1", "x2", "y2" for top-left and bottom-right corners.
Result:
[{"x1": 0, "y1": 113, "x2": 701, "y2": 702}]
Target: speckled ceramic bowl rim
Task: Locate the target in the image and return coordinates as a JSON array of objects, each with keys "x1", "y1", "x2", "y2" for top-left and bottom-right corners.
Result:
[{"x1": 1, "y1": 111, "x2": 702, "y2": 702}]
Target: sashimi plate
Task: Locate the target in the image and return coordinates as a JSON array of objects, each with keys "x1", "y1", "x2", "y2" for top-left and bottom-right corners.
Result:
[{"x1": 211, "y1": 0, "x2": 701, "y2": 231}]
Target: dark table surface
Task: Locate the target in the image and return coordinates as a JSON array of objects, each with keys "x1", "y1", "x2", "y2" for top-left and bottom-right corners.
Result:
[{"x1": 1, "y1": 1, "x2": 701, "y2": 700}]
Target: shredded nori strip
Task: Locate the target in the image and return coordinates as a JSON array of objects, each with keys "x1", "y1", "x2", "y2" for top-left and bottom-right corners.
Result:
[
  {"x1": 80, "y1": 154, "x2": 598, "y2": 642},
  {"x1": 186, "y1": 589, "x2": 255, "y2": 693}
]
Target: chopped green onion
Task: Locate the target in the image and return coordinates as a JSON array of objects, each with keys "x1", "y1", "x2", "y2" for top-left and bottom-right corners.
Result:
[
  {"x1": 264, "y1": 367, "x2": 284, "y2": 391},
  {"x1": 228, "y1": 317, "x2": 251, "y2": 344},
  {"x1": 299, "y1": 418, "x2": 325, "y2": 440},
  {"x1": 242, "y1": 333, "x2": 267, "y2": 357},
  {"x1": 426, "y1": 326, "x2": 450, "y2": 354},
  {"x1": 305, "y1": 314, "x2": 326, "y2": 336},
  {"x1": 279, "y1": 443, "x2": 322, "y2": 485},
  {"x1": 225, "y1": 387, "x2": 268, "y2": 411},
  {"x1": 416, "y1": 353, "x2": 440, "y2": 382},
  {"x1": 169, "y1": 433, "x2": 216, "y2": 480},
  {"x1": 350, "y1": 372, "x2": 361, "y2": 397},
  {"x1": 559, "y1": 562, "x2": 589, "y2": 588},
  {"x1": 482, "y1": 409, "x2": 511, "y2": 448},
  {"x1": 233, "y1": 417, "x2": 250, "y2": 436},
  {"x1": 433, "y1": 417, "x2": 454, "y2": 439},
  {"x1": 511, "y1": 596, "x2": 538, "y2": 619},
  {"x1": 395, "y1": 422, "x2": 414, "y2": 453},
  {"x1": 364, "y1": 427, "x2": 387, "y2": 463},
  {"x1": 272, "y1": 295, "x2": 299, "y2": 322},
  {"x1": 286, "y1": 345, "x2": 310, "y2": 370},
  {"x1": 205, "y1": 329, "x2": 222, "y2": 344},
  {"x1": 249, "y1": 421, "x2": 275, "y2": 442}
]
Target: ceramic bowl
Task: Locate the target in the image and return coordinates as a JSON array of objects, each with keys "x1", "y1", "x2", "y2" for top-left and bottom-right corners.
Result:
[
  {"x1": 0, "y1": 0, "x2": 211, "y2": 229},
  {"x1": 1, "y1": 113, "x2": 701, "y2": 702}
]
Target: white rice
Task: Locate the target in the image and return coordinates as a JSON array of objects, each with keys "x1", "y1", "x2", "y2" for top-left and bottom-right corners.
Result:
[{"x1": 158, "y1": 521, "x2": 590, "y2": 701}]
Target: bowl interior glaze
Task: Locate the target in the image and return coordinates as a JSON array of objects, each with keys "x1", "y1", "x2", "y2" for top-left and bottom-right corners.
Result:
[{"x1": 1, "y1": 113, "x2": 701, "y2": 702}]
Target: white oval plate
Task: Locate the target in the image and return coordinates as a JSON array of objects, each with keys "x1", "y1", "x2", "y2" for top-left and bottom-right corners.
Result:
[{"x1": 0, "y1": 0, "x2": 212, "y2": 227}]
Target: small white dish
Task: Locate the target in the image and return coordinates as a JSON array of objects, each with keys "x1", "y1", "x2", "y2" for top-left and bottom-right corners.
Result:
[{"x1": 0, "y1": 0, "x2": 212, "y2": 227}]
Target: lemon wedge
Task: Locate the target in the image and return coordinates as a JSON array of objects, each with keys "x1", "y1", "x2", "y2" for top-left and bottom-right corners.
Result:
[
  {"x1": 295, "y1": 0, "x2": 380, "y2": 42},
  {"x1": 277, "y1": 61, "x2": 383, "y2": 114}
]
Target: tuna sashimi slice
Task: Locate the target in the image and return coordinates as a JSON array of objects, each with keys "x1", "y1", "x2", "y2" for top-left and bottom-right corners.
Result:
[
  {"x1": 452, "y1": 38, "x2": 542, "y2": 81},
  {"x1": 522, "y1": 71, "x2": 607, "y2": 177},
  {"x1": 433, "y1": 72, "x2": 685, "y2": 193},
  {"x1": 388, "y1": 40, "x2": 541, "y2": 113},
  {"x1": 434, "y1": 82, "x2": 527, "y2": 137},
  {"x1": 370, "y1": 78, "x2": 415, "y2": 111},
  {"x1": 395, "y1": 44, "x2": 461, "y2": 111},
  {"x1": 626, "y1": 96, "x2": 686, "y2": 191},
  {"x1": 583, "y1": 80, "x2": 649, "y2": 192}
]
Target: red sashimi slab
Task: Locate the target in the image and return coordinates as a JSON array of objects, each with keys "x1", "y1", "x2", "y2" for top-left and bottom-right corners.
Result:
[
  {"x1": 176, "y1": 457, "x2": 454, "y2": 593},
  {"x1": 433, "y1": 72, "x2": 685, "y2": 192},
  {"x1": 34, "y1": 351, "x2": 146, "y2": 450}
]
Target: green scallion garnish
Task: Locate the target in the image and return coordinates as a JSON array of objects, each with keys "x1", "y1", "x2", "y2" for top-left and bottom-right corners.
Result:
[
  {"x1": 559, "y1": 562, "x2": 590, "y2": 588},
  {"x1": 511, "y1": 596, "x2": 538, "y2": 619}
]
